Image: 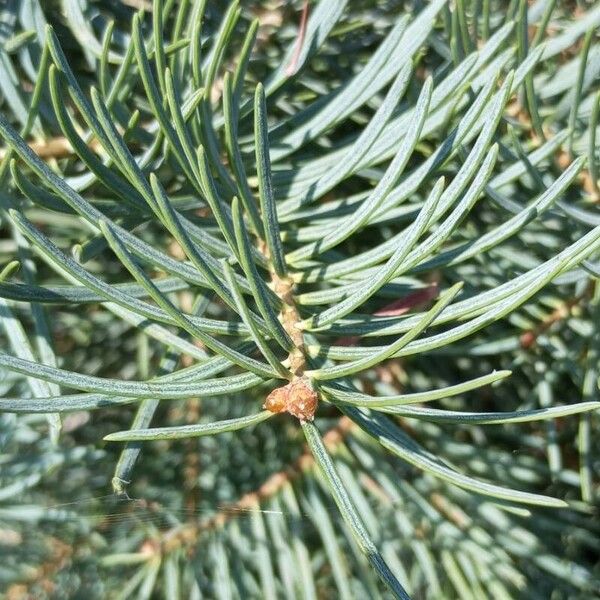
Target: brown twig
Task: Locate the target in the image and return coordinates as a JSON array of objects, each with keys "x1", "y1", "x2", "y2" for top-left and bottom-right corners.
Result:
[
  {"x1": 261, "y1": 241, "x2": 319, "y2": 420},
  {"x1": 270, "y1": 270, "x2": 307, "y2": 377},
  {"x1": 520, "y1": 293, "x2": 588, "y2": 349}
]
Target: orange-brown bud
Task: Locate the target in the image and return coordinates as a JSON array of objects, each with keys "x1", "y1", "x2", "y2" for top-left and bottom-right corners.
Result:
[{"x1": 263, "y1": 377, "x2": 318, "y2": 421}]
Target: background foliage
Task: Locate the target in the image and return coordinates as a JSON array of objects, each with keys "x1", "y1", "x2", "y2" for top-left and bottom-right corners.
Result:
[{"x1": 0, "y1": 0, "x2": 599, "y2": 598}]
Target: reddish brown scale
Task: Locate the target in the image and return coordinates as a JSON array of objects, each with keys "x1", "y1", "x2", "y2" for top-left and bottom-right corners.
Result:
[{"x1": 263, "y1": 386, "x2": 288, "y2": 414}]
